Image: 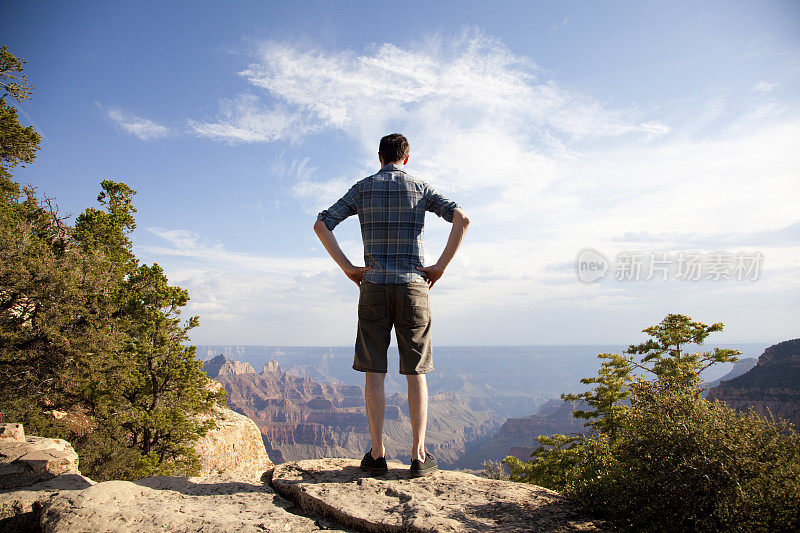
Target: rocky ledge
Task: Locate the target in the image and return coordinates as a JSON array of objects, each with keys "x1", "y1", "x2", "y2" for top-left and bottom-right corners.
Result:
[
  {"x1": 38, "y1": 475, "x2": 350, "y2": 533},
  {"x1": 268, "y1": 458, "x2": 606, "y2": 532},
  {"x1": 2, "y1": 425, "x2": 605, "y2": 532},
  {"x1": 0, "y1": 424, "x2": 80, "y2": 490}
]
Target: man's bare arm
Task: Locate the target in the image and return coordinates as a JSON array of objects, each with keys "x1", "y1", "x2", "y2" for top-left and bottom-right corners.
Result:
[
  {"x1": 416, "y1": 207, "x2": 470, "y2": 289},
  {"x1": 313, "y1": 219, "x2": 371, "y2": 286}
]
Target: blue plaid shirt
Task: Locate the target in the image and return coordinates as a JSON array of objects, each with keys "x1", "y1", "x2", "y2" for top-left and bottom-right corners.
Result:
[{"x1": 317, "y1": 164, "x2": 459, "y2": 284}]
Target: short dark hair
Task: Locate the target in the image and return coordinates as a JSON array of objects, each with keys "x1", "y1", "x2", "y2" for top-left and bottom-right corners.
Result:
[{"x1": 379, "y1": 133, "x2": 410, "y2": 163}]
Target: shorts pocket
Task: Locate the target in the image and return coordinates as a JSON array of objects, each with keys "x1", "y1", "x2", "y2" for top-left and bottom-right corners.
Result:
[
  {"x1": 400, "y1": 283, "x2": 430, "y2": 327},
  {"x1": 358, "y1": 284, "x2": 387, "y2": 321}
]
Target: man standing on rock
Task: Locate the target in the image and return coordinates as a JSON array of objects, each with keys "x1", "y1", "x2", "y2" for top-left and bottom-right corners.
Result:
[{"x1": 314, "y1": 133, "x2": 470, "y2": 477}]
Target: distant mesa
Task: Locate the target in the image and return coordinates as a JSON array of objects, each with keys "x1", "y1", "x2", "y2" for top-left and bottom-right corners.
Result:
[
  {"x1": 202, "y1": 355, "x2": 256, "y2": 378},
  {"x1": 708, "y1": 338, "x2": 800, "y2": 427},
  {"x1": 305, "y1": 397, "x2": 333, "y2": 410},
  {"x1": 456, "y1": 398, "x2": 588, "y2": 467}
]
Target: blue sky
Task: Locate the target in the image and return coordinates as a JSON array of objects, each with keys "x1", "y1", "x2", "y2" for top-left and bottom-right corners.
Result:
[{"x1": 3, "y1": 1, "x2": 799, "y2": 346}]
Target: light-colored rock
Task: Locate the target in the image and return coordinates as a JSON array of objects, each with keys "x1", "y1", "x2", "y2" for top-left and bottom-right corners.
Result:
[
  {"x1": 0, "y1": 424, "x2": 24, "y2": 443},
  {"x1": 204, "y1": 355, "x2": 256, "y2": 378},
  {"x1": 263, "y1": 361, "x2": 283, "y2": 374},
  {"x1": 0, "y1": 473, "x2": 94, "y2": 529},
  {"x1": 39, "y1": 475, "x2": 350, "y2": 532},
  {"x1": 1, "y1": 427, "x2": 88, "y2": 529},
  {"x1": 270, "y1": 458, "x2": 607, "y2": 532},
  {"x1": 194, "y1": 385, "x2": 274, "y2": 479},
  {"x1": 1, "y1": 433, "x2": 80, "y2": 490}
]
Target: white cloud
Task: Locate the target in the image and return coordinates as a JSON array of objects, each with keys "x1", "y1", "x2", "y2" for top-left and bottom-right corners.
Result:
[
  {"x1": 639, "y1": 120, "x2": 672, "y2": 141},
  {"x1": 143, "y1": 227, "x2": 330, "y2": 275},
  {"x1": 189, "y1": 94, "x2": 315, "y2": 143},
  {"x1": 752, "y1": 80, "x2": 779, "y2": 93},
  {"x1": 194, "y1": 30, "x2": 658, "y2": 157},
  {"x1": 106, "y1": 109, "x2": 169, "y2": 140},
  {"x1": 137, "y1": 227, "x2": 366, "y2": 344}
]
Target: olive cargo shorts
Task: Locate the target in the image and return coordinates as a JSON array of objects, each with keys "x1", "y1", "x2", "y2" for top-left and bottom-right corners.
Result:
[{"x1": 354, "y1": 280, "x2": 434, "y2": 375}]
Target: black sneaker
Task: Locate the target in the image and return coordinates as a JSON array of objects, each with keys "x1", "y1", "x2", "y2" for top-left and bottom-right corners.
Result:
[
  {"x1": 409, "y1": 452, "x2": 438, "y2": 477},
  {"x1": 360, "y1": 448, "x2": 388, "y2": 475}
]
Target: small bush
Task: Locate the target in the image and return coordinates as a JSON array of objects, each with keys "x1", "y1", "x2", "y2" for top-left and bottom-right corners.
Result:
[
  {"x1": 503, "y1": 433, "x2": 585, "y2": 491},
  {"x1": 480, "y1": 459, "x2": 510, "y2": 480},
  {"x1": 569, "y1": 382, "x2": 800, "y2": 532},
  {"x1": 502, "y1": 315, "x2": 800, "y2": 531}
]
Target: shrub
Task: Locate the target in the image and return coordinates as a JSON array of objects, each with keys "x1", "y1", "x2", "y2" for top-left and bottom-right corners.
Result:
[
  {"x1": 502, "y1": 315, "x2": 800, "y2": 531},
  {"x1": 570, "y1": 382, "x2": 800, "y2": 532}
]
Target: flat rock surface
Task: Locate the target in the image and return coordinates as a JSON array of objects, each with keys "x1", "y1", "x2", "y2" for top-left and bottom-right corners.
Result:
[
  {"x1": 39, "y1": 474, "x2": 352, "y2": 532},
  {"x1": 0, "y1": 435, "x2": 80, "y2": 489},
  {"x1": 0, "y1": 473, "x2": 94, "y2": 531},
  {"x1": 270, "y1": 458, "x2": 607, "y2": 532}
]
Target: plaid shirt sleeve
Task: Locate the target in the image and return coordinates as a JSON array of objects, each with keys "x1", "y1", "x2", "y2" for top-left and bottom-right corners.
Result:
[
  {"x1": 424, "y1": 185, "x2": 458, "y2": 223},
  {"x1": 317, "y1": 184, "x2": 359, "y2": 230}
]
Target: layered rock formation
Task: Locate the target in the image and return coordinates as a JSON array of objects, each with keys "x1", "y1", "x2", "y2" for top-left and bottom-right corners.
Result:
[
  {"x1": 708, "y1": 339, "x2": 800, "y2": 426},
  {"x1": 204, "y1": 357, "x2": 503, "y2": 468},
  {"x1": 703, "y1": 357, "x2": 757, "y2": 390},
  {"x1": 204, "y1": 354, "x2": 257, "y2": 378}
]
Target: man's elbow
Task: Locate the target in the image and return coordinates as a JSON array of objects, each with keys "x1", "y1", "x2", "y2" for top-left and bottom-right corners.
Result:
[
  {"x1": 314, "y1": 219, "x2": 328, "y2": 235},
  {"x1": 454, "y1": 209, "x2": 470, "y2": 230}
]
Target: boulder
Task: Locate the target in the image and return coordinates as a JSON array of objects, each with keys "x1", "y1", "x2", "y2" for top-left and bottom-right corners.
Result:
[
  {"x1": 0, "y1": 425, "x2": 24, "y2": 443},
  {"x1": 1, "y1": 474, "x2": 93, "y2": 531},
  {"x1": 38, "y1": 475, "x2": 350, "y2": 532},
  {"x1": 1, "y1": 426, "x2": 89, "y2": 531},
  {"x1": 270, "y1": 458, "x2": 607, "y2": 532},
  {"x1": 0, "y1": 425, "x2": 80, "y2": 490},
  {"x1": 194, "y1": 380, "x2": 274, "y2": 479}
]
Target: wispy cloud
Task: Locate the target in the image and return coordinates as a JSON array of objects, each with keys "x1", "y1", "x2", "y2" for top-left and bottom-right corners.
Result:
[
  {"x1": 138, "y1": 227, "x2": 354, "y2": 342},
  {"x1": 189, "y1": 94, "x2": 315, "y2": 143},
  {"x1": 753, "y1": 80, "x2": 779, "y2": 93},
  {"x1": 193, "y1": 30, "x2": 666, "y2": 156},
  {"x1": 551, "y1": 16, "x2": 569, "y2": 33},
  {"x1": 143, "y1": 227, "x2": 330, "y2": 275},
  {"x1": 106, "y1": 108, "x2": 170, "y2": 140}
]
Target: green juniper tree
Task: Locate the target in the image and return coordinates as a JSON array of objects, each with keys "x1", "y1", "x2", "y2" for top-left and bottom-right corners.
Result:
[
  {"x1": 1, "y1": 45, "x2": 41, "y2": 181},
  {"x1": 0, "y1": 45, "x2": 225, "y2": 480}
]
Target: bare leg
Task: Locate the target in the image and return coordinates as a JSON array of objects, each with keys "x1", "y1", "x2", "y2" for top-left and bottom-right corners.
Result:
[
  {"x1": 406, "y1": 373, "x2": 428, "y2": 462},
  {"x1": 364, "y1": 372, "x2": 386, "y2": 459}
]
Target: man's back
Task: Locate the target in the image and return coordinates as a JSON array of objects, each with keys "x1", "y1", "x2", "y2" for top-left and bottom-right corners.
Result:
[
  {"x1": 316, "y1": 163, "x2": 458, "y2": 284},
  {"x1": 313, "y1": 133, "x2": 469, "y2": 475}
]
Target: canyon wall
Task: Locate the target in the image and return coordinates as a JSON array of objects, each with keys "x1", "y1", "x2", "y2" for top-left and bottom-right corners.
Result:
[
  {"x1": 708, "y1": 338, "x2": 800, "y2": 427},
  {"x1": 204, "y1": 356, "x2": 503, "y2": 467}
]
